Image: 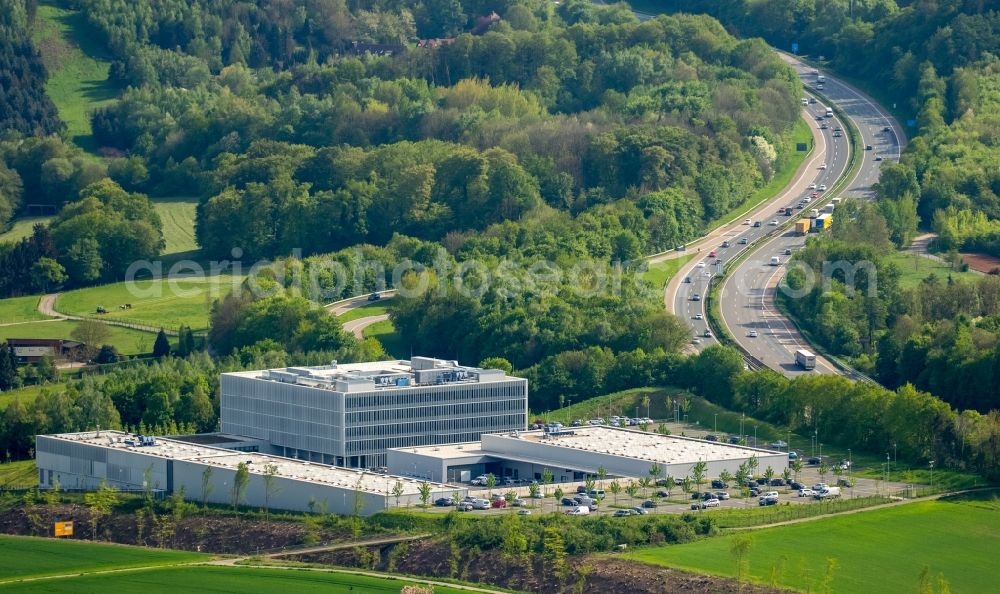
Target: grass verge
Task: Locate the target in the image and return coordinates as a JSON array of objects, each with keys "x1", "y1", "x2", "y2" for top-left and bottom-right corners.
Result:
[
  {"x1": 885, "y1": 250, "x2": 979, "y2": 288},
  {"x1": 337, "y1": 303, "x2": 391, "y2": 323},
  {"x1": 537, "y1": 387, "x2": 690, "y2": 421},
  {"x1": 642, "y1": 255, "x2": 694, "y2": 290},
  {"x1": 0, "y1": 460, "x2": 36, "y2": 488},
  {"x1": 630, "y1": 494, "x2": 1000, "y2": 594},
  {"x1": 363, "y1": 319, "x2": 407, "y2": 359}
]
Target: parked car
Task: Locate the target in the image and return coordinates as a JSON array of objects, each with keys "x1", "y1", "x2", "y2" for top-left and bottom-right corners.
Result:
[
  {"x1": 491, "y1": 499, "x2": 507, "y2": 509},
  {"x1": 692, "y1": 498, "x2": 720, "y2": 510},
  {"x1": 457, "y1": 502, "x2": 474, "y2": 511},
  {"x1": 790, "y1": 482, "x2": 805, "y2": 491},
  {"x1": 656, "y1": 489, "x2": 670, "y2": 498},
  {"x1": 770, "y1": 478, "x2": 786, "y2": 486},
  {"x1": 642, "y1": 499, "x2": 658, "y2": 508},
  {"x1": 799, "y1": 488, "x2": 816, "y2": 497},
  {"x1": 715, "y1": 491, "x2": 730, "y2": 500},
  {"x1": 511, "y1": 498, "x2": 525, "y2": 507},
  {"x1": 517, "y1": 509, "x2": 532, "y2": 515},
  {"x1": 561, "y1": 497, "x2": 578, "y2": 506},
  {"x1": 704, "y1": 434, "x2": 718, "y2": 442},
  {"x1": 711, "y1": 479, "x2": 725, "y2": 489},
  {"x1": 655, "y1": 479, "x2": 671, "y2": 487},
  {"x1": 629, "y1": 507, "x2": 647, "y2": 515},
  {"x1": 434, "y1": 497, "x2": 453, "y2": 507},
  {"x1": 566, "y1": 506, "x2": 590, "y2": 516},
  {"x1": 576, "y1": 485, "x2": 588, "y2": 494},
  {"x1": 812, "y1": 483, "x2": 829, "y2": 492},
  {"x1": 471, "y1": 498, "x2": 491, "y2": 510},
  {"x1": 759, "y1": 495, "x2": 779, "y2": 506},
  {"x1": 807, "y1": 457, "x2": 822, "y2": 465},
  {"x1": 749, "y1": 487, "x2": 762, "y2": 497},
  {"x1": 613, "y1": 509, "x2": 632, "y2": 517}
]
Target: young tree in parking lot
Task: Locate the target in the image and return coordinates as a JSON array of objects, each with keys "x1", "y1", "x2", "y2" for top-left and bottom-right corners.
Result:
[
  {"x1": 819, "y1": 461, "x2": 830, "y2": 484},
  {"x1": 624, "y1": 480, "x2": 639, "y2": 501},
  {"x1": 691, "y1": 460, "x2": 708, "y2": 495},
  {"x1": 597, "y1": 466, "x2": 607, "y2": 489},
  {"x1": 639, "y1": 421, "x2": 650, "y2": 432},
  {"x1": 832, "y1": 465, "x2": 843, "y2": 486},
  {"x1": 542, "y1": 468, "x2": 553, "y2": 494},
  {"x1": 418, "y1": 480, "x2": 432, "y2": 507},
  {"x1": 735, "y1": 462, "x2": 750, "y2": 506},
  {"x1": 528, "y1": 481, "x2": 540, "y2": 499},
  {"x1": 553, "y1": 486, "x2": 564, "y2": 511},
  {"x1": 747, "y1": 455, "x2": 759, "y2": 478},
  {"x1": 485, "y1": 474, "x2": 497, "y2": 497},
  {"x1": 791, "y1": 458, "x2": 804, "y2": 482},
  {"x1": 584, "y1": 475, "x2": 596, "y2": 494},
  {"x1": 638, "y1": 477, "x2": 652, "y2": 498},
  {"x1": 719, "y1": 469, "x2": 733, "y2": 488},
  {"x1": 661, "y1": 475, "x2": 672, "y2": 498},
  {"x1": 763, "y1": 466, "x2": 775, "y2": 486},
  {"x1": 681, "y1": 477, "x2": 692, "y2": 496},
  {"x1": 505, "y1": 490, "x2": 517, "y2": 505},
  {"x1": 609, "y1": 480, "x2": 621, "y2": 505},
  {"x1": 452, "y1": 490, "x2": 461, "y2": 505},
  {"x1": 642, "y1": 393, "x2": 651, "y2": 419},
  {"x1": 392, "y1": 480, "x2": 405, "y2": 508},
  {"x1": 649, "y1": 463, "x2": 662, "y2": 484},
  {"x1": 782, "y1": 467, "x2": 793, "y2": 484}
]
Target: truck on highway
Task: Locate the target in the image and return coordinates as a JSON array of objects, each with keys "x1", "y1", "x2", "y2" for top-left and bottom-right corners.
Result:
[
  {"x1": 795, "y1": 349, "x2": 816, "y2": 369},
  {"x1": 795, "y1": 220, "x2": 811, "y2": 235},
  {"x1": 831, "y1": 197, "x2": 842, "y2": 206},
  {"x1": 818, "y1": 74, "x2": 826, "y2": 84},
  {"x1": 809, "y1": 208, "x2": 819, "y2": 218},
  {"x1": 814, "y1": 213, "x2": 832, "y2": 231},
  {"x1": 825, "y1": 106, "x2": 833, "y2": 117},
  {"x1": 822, "y1": 203, "x2": 835, "y2": 214}
]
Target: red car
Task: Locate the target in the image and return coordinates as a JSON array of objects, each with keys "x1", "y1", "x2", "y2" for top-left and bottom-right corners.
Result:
[
  {"x1": 491, "y1": 499, "x2": 507, "y2": 509},
  {"x1": 708, "y1": 250, "x2": 717, "y2": 257}
]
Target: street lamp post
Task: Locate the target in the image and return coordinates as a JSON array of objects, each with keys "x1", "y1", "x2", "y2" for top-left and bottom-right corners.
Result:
[
  {"x1": 885, "y1": 453, "x2": 890, "y2": 493},
  {"x1": 714, "y1": 414, "x2": 718, "y2": 434},
  {"x1": 893, "y1": 443, "x2": 897, "y2": 470},
  {"x1": 929, "y1": 460, "x2": 935, "y2": 493}
]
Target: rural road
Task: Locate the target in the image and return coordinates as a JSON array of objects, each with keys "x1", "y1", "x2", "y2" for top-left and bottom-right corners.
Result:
[
  {"x1": 36, "y1": 292, "x2": 179, "y2": 335},
  {"x1": 342, "y1": 314, "x2": 390, "y2": 339}
]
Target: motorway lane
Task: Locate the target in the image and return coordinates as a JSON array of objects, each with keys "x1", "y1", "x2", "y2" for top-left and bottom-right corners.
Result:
[
  {"x1": 719, "y1": 58, "x2": 907, "y2": 376},
  {"x1": 670, "y1": 98, "x2": 845, "y2": 352}
]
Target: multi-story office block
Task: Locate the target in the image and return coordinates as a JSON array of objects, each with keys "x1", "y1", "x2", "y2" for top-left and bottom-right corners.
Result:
[{"x1": 221, "y1": 357, "x2": 528, "y2": 468}]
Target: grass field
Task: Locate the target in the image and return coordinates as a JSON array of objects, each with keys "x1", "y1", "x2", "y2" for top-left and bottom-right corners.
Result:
[
  {"x1": 0, "y1": 461, "x2": 36, "y2": 488},
  {"x1": 152, "y1": 197, "x2": 199, "y2": 256},
  {"x1": 31, "y1": 1, "x2": 119, "y2": 146},
  {"x1": 0, "y1": 384, "x2": 50, "y2": 412},
  {"x1": 886, "y1": 251, "x2": 980, "y2": 288},
  {"x1": 337, "y1": 303, "x2": 390, "y2": 323},
  {"x1": 0, "y1": 295, "x2": 46, "y2": 324},
  {"x1": 0, "y1": 320, "x2": 155, "y2": 355},
  {"x1": 363, "y1": 319, "x2": 407, "y2": 359},
  {"x1": 1, "y1": 564, "x2": 483, "y2": 593},
  {"x1": 631, "y1": 493, "x2": 1000, "y2": 593},
  {"x1": 0, "y1": 217, "x2": 53, "y2": 245},
  {"x1": 56, "y1": 276, "x2": 242, "y2": 332},
  {"x1": 0, "y1": 536, "x2": 207, "y2": 583},
  {"x1": 642, "y1": 255, "x2": 694, "y2": 289}
]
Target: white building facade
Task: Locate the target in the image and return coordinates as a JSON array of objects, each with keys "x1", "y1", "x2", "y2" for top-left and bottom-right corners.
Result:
[{"x1": 221, "y1": 357, "x2": 528, "y2": 469}]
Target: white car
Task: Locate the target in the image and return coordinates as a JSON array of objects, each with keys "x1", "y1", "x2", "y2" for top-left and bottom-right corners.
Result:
[
  {"x1": 744, "y1": 218, "x2": 752, "y2": 225},
  {"x1": 798, "y1": 488, "x2": 816, "y2": 497},
  {"x1": 818, "y1": 184, "x2": 827, "y2": 191},
  {"x1": 693, "y1": 313, "x2": 703, "y2": 320},
  {"x1": 748, "y1": 330, "x2": 758, "y2": 338},
  {"x1": 819, "y1": 163, "x2": 827, "y2": 169},
  {"x1": 808, "y1": 183, "x2": 817, "y2": 189},
  {"x1": 769, "y1": 220, "x2": 779, "y2": 226},
  {"x1": 697, "y1": 261, "x2": 706, "y2": 268}
]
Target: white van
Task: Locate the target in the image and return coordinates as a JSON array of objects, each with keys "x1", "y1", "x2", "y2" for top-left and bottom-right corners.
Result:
[
  {"x1": 770, "y1": 256, "x2": 780, "y2": 266},
  {"x1": 814, "y1": 486, "x2": 841, "y2": 499},
  {"x1": 566, "y1": 506, "x2": 591, "y2": 516}
]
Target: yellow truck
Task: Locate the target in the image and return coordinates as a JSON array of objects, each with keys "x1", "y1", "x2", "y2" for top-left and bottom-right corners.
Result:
[{"x1": 795, "y1": 220, "x2": 811, "y2": 235}]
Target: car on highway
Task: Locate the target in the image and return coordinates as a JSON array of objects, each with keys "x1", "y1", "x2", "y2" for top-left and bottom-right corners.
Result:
[
  {"x1": 883, "y1": 126, "x2": 892, "y2": 132},
  {"x1": 809, "y1": 97, "x2": 817, "y2": 104},
  {"x1": 684, "y1": 276, "x2": 692, "y2": 283},
  {"x1": 691, "y1": 337, "x2": 701, "y2": 345},
  {"x1": 693, "y1": 313, "x2": 703, "y2": 320},
  {"x1": 676, "y1": 244, "x2": 686, "y2": 251},
  {"x1": 696, "y1": 261, "x2": 706, "y2": 268},
  {"x1": 769, "y1": 219, "x2": 778, "y2": 226},
  {"x1": 833, "y1": 131, "x2": 842, "y2": 137},
  {"x1": 784, "y1": 248, "x2": 792, "y2": 255},
  {"x1": 819, "y1": 163, "x2": 827, "y2": 169},
  {"x1": 753, "y1": 221, "x2": 762, "y2": 227},
  {"x1": 704, "y1": 329, "x2": 713, "y2": 338},
  {"x1": 818, "y1": 184, "x2": 827, "y2": 191},
  {"x1": 367, "y1": 293, "x2": 382, "y2": 301},
  {"x1": 708, "y1": 250, "x2": 717, "y2": 257},
  {"x1": 820, "y1": 123, "x2": 828, "y2": 129},
  {"x1": 744, "y1": 218, "x2": 752, "y2": 225},
  {"x1": 739, "y1": 237, "x2": 748, "y2": 244},
  {"x1": 875, "y1": 154, "x2": 883, "y2": 161},
  {"x1": 748, "y1": 330, "x2": 758, "y2": 338},
  {"x1": 721, "y1": 240, "x2": 731, "y2": 248},
  {"x1": 808, "y1": 183, "x2": 817, "y2": 189},
  {"x1": 690, "y1": 293, "x2": 701, "y2": 301}
]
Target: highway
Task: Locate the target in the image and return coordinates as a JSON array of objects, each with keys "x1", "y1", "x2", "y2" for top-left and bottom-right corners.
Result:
[
  {"x1": 716, "y1": 56, "x2": 907, "y2": 376},
  {"x1": 666, "y1": 94, "x2": 843, "y2": 358}
]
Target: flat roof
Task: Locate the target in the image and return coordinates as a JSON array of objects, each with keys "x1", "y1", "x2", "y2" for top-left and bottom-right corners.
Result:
[
  {"x1": 398, "y1": 427, "x2": 781, "y2": 466},
  {"x1": 506, "y1": 427, "x2": 780, "y2": 464},
  {"x1": 224, "y1": 356, "x2": 521, "y2": 392},
  {"x1": 45, "y1": 431, "x2": 449, "y2": 496}
]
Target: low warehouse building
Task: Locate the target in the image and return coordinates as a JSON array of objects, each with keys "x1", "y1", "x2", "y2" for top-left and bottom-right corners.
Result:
[
  {"x1": 36, "y1": 431, "x2": 464, "y2": 516},
  {"x1": 388, "y1": 426, "x2": 788, "y2": 484}
]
